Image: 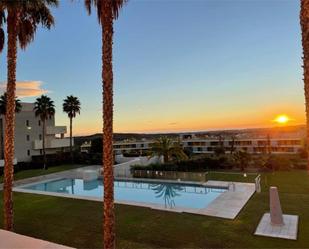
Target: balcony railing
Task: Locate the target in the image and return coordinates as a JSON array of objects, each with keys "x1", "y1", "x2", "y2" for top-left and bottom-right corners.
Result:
[
  {"x1": 33, "y1": 138, "x2": 72, "y2": 150},
  {"x1": 46, "y1": 126, "x2": 67, "y2": 135}
]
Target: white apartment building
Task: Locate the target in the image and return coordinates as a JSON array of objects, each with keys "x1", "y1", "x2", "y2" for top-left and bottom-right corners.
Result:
[
  {"x1": 113, "y1": 134, "x2": 304, "y2": 155},
  {"x1": 0, "y1": 102, "x2": 72, "y2": 164}
]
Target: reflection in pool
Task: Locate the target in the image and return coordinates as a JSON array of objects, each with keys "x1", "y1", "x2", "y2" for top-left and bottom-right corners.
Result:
[{"x1": 21, "y1": 178, "x2": 226, "y2": 210}]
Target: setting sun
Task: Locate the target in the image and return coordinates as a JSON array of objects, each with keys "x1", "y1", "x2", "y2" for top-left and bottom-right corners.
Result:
[{"x1": 274, "y1": 114, "x2": 290, "y2": 124}]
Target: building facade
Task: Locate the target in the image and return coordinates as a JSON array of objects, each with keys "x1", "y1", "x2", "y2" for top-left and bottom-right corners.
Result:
[
  {"x1": 0, "y1": 102, "x2": 72, "y2": 164},
  {"x1": 113, "y1": 134, "x2": 304, "y2": 155}
]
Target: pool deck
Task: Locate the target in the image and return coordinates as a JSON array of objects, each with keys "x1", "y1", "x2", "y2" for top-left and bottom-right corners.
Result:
[
  {"x1": 0, "y1": 229, "x2": 74, "y2": 249},
  {"x1": 6, "y1": 166, "x2": 255, "y2": 220}
]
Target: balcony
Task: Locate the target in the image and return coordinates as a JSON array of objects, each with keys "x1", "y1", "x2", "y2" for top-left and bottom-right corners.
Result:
[
  {"x1": 46, "y1": 126, "x2": 67, "y2": 135},
  {"x1": 33, "y1": 138, "x2": 72, "y2": 150},
  {"x1": 0, "y1": 158, "x2": 17, "y2": 167}
]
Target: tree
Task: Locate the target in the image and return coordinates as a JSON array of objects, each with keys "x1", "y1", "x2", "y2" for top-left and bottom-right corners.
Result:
[
  {"x1": 0, "y1": 93, "x2": 21, "y2": 159},
  {"x1": 34, "y1": 95, "x2": 55, "y2": 170},
  {"x1": 0, "y1": 0, "x2": 58, "y2": 231},
  {"x1": 84, "y1": 1, "x2": 127, "y2": 248},
  {"x1": 150, "y1": 137, "x2": 188, "y2": 164},
  {"x1": 63, "y1": 95, "x2": 81, "y2": 163},
  {"x1": 215, "y1": 135, "x2": 225, "y2": 156},
  {"x1": 0, "y1": 10, "x2": 4, "y2": 53},
  {"x1": 0, "y1": 92, "x2": 22, "y2": 115},
  {"x1": 90, "y1": 137, "x2": 103, "y2": 154},
  {"x1": 230, "y1": 136, "x2": 236, "y2": 155},
  {"x1": 300, "y1": 0, "x2": 309, "y2": 170},
  {"x1": 232, "y1": 150, "x2": 251, "y2": 171}
]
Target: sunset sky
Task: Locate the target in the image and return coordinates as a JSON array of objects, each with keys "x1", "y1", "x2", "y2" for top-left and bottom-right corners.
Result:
[{"x1": 0, "y1": 0, "x2": 305, "y2": 135}]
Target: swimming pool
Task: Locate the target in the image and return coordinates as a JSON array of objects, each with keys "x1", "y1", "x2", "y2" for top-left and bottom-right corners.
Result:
[{"x1": 19, "y1": 178, "x2": 227, "y2": 210}]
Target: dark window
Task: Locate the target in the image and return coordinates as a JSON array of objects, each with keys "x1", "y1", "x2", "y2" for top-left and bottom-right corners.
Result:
[
  {"x1": 39, "y1": 134, "x2": 42, "y2": 140},
  {"x1": 26, "y1": 135, "x2": 30, "y2": 141},
  {"x1": 27, "y1": 150, "x2": 30, "y2": 156},
  {"x1": 26, "y1": 120, "x2": 29, "y2": 126},
  {"x1": 38, "y1": 120, "x2": 41, "y2": 126},
  {"x1": 40, "y1": 149, "x2": 43, "y2": 155}
]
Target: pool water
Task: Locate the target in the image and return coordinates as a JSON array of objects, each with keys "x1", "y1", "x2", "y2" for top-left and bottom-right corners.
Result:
[{"x1": 22, "y1": 178, "x2": 226, "y2": 209}]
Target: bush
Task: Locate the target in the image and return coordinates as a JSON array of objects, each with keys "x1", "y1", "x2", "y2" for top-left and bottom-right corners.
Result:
[
  {"x1": 262, "y1": 155, "x2": 293, "y2": 171},
  {"x1": 31, "y1": 152, "x2": 71, "y2": 168},
  {"x1": 131, "y1": 156, "x2": 234, "y2": 172}
]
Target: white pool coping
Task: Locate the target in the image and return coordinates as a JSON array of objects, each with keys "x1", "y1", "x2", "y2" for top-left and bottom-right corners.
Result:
[{"x1": 10, "y1": 166, "x2": 255, "y2": 219}]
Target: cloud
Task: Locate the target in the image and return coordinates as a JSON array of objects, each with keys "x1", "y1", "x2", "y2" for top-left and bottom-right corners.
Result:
[
  {"x1": 0, "y1": 81, "x2": 50, "y2": 98},
  {"x1": 168, "y1": 122, "x2": 178, "y2": 126}
]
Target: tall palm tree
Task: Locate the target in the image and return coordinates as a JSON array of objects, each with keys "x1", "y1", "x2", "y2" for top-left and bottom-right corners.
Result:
[
  {"x1": 34, "y1": 95, "x2": 55, "y2": 170},
  {"x1": 300, "y1": 0, "x2": 309, "y2": 170},
  {"x1": 84, "y1": 1, "x2": 127, "y2": 248},
  {"x1": 150, "y1": 137, "x2": 188, "y2": 164},
  {"x1": 0, "y1": 0, "x2": 58, "y2": 231},
  {"x1": 0, "y1": 93, "x2": 22, "y2": 159},
  {"x1": 0, "y1": 10, "x2": 4, "y2": 53},
  {"x1": 63, "y1": 95, "x2": 81, "y2": 163}
]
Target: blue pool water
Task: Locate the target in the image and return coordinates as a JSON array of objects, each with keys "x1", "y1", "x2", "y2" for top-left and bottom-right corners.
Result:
[{"x1": 22, "y1": 179, "x2": 226, "y2": 209}]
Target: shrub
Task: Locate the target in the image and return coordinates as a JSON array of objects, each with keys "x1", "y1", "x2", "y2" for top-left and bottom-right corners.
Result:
[{"x1": 131, "y1": 156, "x2": 234, "y2": 172}]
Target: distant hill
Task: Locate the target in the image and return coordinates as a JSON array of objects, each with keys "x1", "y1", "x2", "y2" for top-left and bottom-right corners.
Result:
[
  {"x1": 74, "y1": 132, "x2": 179, "y2": 146},
  {"x1": 74, "y1": 124, "x2": 306, "y2": 146}
]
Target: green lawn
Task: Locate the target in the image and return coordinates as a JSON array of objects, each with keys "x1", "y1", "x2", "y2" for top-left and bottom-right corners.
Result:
[
  {"x1": 0, "y1": 170, "x2": 309, "y2": 248},
  {"x1": 0, "y1": 164, "x2": 85, "y2": 184}
]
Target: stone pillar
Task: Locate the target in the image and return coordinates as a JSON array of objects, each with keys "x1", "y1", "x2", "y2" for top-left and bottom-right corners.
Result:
[{"x1": 270, "y1": 186, "x2": 284, "y2": 226}]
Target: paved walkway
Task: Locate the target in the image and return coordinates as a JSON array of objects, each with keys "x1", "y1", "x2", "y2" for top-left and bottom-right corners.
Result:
[
  {"x1": 0, "y1": 229, "x2": 74, "y2": 249},
  {"x1": 200, "y1": 181, "x2": 256, "y2": 219}
]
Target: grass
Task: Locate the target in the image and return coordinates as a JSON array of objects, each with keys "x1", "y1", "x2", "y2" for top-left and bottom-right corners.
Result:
[
  {"x1": 0, "y1": 164, "x2": 85, "y2": 184},
  {"x1": 0, "y1": 170, "x2": 309, "y2": 248}
]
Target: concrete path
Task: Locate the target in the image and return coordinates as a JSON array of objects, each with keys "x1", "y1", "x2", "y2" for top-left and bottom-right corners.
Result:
[
  {"x1": 199, "y1": 181, "x2": 256, "y2": 219},
  {"x1": 0, "y1": 229, "x2": 74, "y2": 249}
]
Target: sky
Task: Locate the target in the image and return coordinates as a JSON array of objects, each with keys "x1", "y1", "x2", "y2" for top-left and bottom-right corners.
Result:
[{"x1": 0, "y1": 0, "x2": 305, "y2": 135}]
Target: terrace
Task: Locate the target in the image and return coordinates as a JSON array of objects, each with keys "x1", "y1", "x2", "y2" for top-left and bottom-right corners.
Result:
[{"x1": 1, "y1": 165, "x2": 308, "y2": 248}]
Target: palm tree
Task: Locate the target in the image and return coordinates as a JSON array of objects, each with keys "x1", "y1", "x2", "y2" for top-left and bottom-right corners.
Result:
[
  {"x1": 300, "y1": 0, "x2": 309, "y2": 170},
  {"x1": 84, "y1": 1, "x2": 127, "y2": 248},
  {"x1": 0, "y1": 10, "x2": 4, "y2": 53},
  {"x1": 0, "y1": 0, "x2": 58, "y2": 231},
  {"x1": 150, "y1": 137, "x2": 188, "y2": 164},
  {"x1": 34, "y1": 95, "x2": 55, "y2": 170},
  {"x1": 0, "y1": 93, "x2": 22, "y2": 159},
  {"x1": 0, "y1": 92, "x2": 22, "y2": 115},
  {"x1": 63, "y1": 95, "x2": 81, "y2": 163}
]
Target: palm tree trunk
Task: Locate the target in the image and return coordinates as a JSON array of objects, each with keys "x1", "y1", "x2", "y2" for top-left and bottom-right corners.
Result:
[
  {"x1": 70, "y1": 116, "x2": 73, "y2": 164},
  {"x1": 102, "y1": 1, "x2": 115, "y2": 248},
  {"x1": 0, "y1": 118, "x2": 4, "y2": 159},
  {"x1": 301, "y1": 0, "x2": 309, "y2": 170},
  {"x1": 42, "y1": 119, "x2": 47, "y2": 170},
  {"x1": 163, "y1": 153, "x2": 168, "y2": 164},
  {"x1": 3, "y1": 9, "x2": 18, "y2": 231}
]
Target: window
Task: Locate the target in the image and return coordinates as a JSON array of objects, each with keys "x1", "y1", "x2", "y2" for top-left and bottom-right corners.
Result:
[
  {"x1": 38, "y1": 120, "x2": 41, "y2": 126},
  {"x1": 40, "y1": 149, "x2": 43, "y2": 155},
  {"x1": 26, "y1": 120, "x2": 29, "y2": 126},
  {"x1": 27, "y1": 150, "x2": 30, "y2": 156},
  {"x1": 39, "y1": 134, "x2": 42, "y2": 140},
  {"x1": 26, "y1": 135, "x2": 30, "y2": 141}
]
